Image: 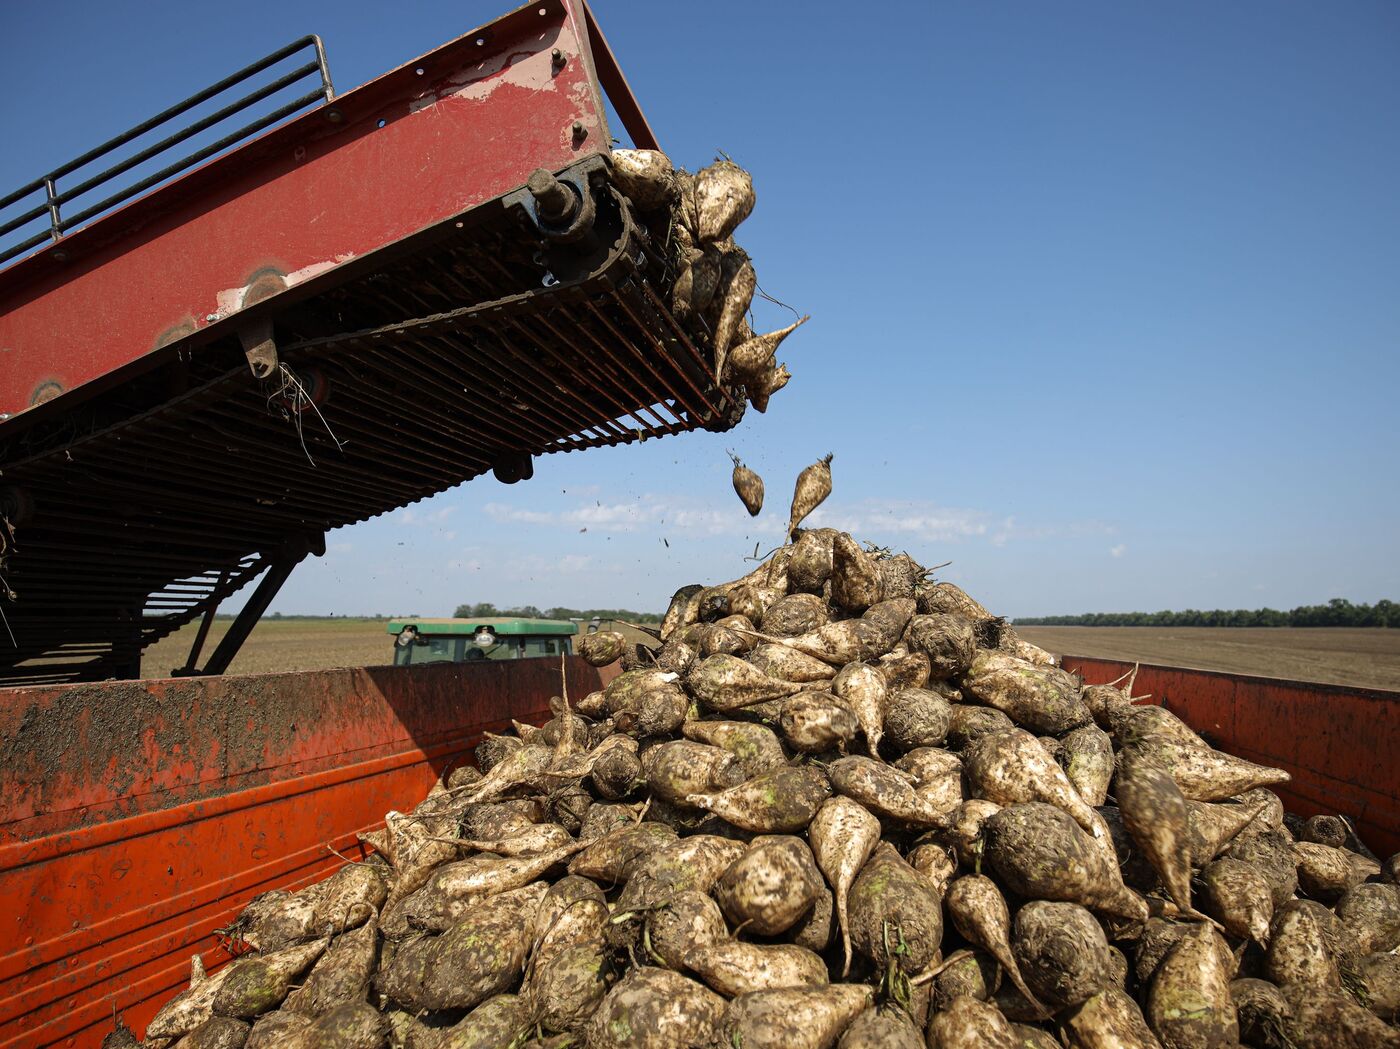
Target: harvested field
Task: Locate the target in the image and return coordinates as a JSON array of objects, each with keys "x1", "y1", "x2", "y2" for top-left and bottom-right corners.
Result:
[
  {"x1": 142, "y1": 621, "x2": 1400, "y2": 691},
  {"x1": 140, "y1": 617, "x2": 657, "y2": 678},
  {"x1": 1017, "y1": 626, "x2": 1400, "y2": 691},
  {"x1": 142, "y1": 618, "x2": 390, "y2": 678}
]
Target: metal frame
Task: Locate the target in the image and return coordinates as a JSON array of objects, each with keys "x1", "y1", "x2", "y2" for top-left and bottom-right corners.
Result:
[
  {"x1": 198, "y1": 533, "x2": 325, "y2": 675},
  {"x1": 579, "y1": 1, "x2": 660, "y2": 150},
  {"x1": 0, "y1": 0, "x2": 723, "y2": 685},
  {"x1": 0, "y1": 159, "x2": 740, "y2": 685},
  {"x1": 0, "y1": 0, "x2": 645, "y2": 422},
  {"x1": 0, "y1": 36, "x2": 334, "y2": 265},
  {"x1": 0, "y1": 0, "x2": 711, "y2": 686}
]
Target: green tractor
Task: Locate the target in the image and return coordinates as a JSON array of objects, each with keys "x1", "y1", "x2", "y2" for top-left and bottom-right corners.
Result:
[{"x1": 387, "y1": 617, "x2": 577, "y2": 666}]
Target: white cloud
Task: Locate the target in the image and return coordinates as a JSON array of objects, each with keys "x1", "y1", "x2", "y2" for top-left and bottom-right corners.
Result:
[
  {"x1": 566, "y1": 503, "x2": 648, "y2": 527},
  {"x1": 807, "y1": 500, "x2": 997, "y2": 544},
  {"x1": 502, "y1": 553, "x2": 597, "y2": 580},
  {"x1": 1110, "y1": 544, "x2": 1127, "y2": 558},
  {"x1": 487, "y1": 490, "x2": 991, "y2": 540},
  {"x1": 484, "y1": 502, "x2": 556, "y2": 525},
  {"x1": 479, "y1": 493, "x2": 1114, "y2": 554},
  {"x1": 558, "y1": 554, "x2": 593, "y2": 573},
  {"x1": 487, "y1": 495, "x2": 768, "y2": 537},
  {"x1": 396, "y1": 504, "x2": 456, "y2": 527}
]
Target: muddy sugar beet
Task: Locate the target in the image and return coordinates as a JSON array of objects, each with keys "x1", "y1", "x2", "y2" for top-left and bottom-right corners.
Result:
[
  {"x1": 611, "y1": 150, "x2": 807, "y2": 416},
  {"x1": 729, "y1": 452, "x2": 765, "y2": 516},
  {"x1": 124, "y1": 527, "x2": 1399, "y2": 1049}
]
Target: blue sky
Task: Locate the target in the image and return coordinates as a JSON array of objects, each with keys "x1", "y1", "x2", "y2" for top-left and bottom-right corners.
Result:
[{"x1": 2, "y1": 1, "x2": 1397, "y2": 617}]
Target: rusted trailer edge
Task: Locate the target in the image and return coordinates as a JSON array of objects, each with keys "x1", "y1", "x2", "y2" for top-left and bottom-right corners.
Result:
[{"x1": 1063, "y1": 653, "x2": 1400, "y2": 704}]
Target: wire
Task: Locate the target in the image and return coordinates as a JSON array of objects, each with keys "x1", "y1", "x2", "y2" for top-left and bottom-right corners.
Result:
[{"x1": 265, "y1": 362, "x2": 344, "y2": 466}]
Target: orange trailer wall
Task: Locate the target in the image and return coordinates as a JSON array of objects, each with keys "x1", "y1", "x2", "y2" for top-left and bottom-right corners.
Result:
[
  {"x1": 3, "y1": 655, "x2": 1395, "y2": 1047},
  {"x1": 1063, "y1": 656, "x2": 1400, "y2": 858},
  {"x1": 0, "y1": 657, "x2": 613, "y2": 1049}
]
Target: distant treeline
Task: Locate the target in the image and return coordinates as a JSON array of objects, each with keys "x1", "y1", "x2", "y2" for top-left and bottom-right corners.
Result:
[
  {"x1": 1015, "y1": 598, "x2": 1399, "y2": 629},
  {"x1": 453, "y1": 602, "x2": 662, "y2": 624}
]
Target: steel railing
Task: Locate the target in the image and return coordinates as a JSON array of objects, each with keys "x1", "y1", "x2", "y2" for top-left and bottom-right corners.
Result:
[{"x1": 0, "y1": 36, "x2": 334, "y2": 266}]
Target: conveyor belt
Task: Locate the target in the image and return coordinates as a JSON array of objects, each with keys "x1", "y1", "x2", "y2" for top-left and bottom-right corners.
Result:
[{"x1": 0, "y1": 162, "x2": 741, "y2": 683}]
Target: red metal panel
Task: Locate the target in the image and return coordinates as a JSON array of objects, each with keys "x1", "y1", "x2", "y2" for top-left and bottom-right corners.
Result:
[
  {"x1": 1062, "y1": 655, "x2": 1400, "y2": 858},
  {"x1": 0, "y1": 656, "x2": 616, "y2": 1049},
  {"x1": 0, "y1": 0, "x2": 612, "y2": 419}
]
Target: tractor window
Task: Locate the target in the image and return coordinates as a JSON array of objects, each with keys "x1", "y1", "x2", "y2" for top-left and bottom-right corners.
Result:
[
  {"x1": 473, "y1": 639, "x2": 522, "y2": 660},
  {"x1": 520, "y1": 636, "x2": 571, "y2": 657},
  {"x1": 394, "y1": 636, "x2": 462, "y2": 665},
  {"x1": 426, "y1": 637, "x2": 461, "y2": 663},
  {"x1": 397, "y1": 634, "x2": 572, "y2": 663}
]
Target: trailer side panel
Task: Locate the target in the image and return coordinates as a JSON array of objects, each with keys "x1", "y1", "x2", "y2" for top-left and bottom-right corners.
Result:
[
  {"x1": 1063, "y1": 655, "x2": 1400, "y2": 857},
  {"x1": 0, "y1": 657, "x2": 614, "y2": 1048}
]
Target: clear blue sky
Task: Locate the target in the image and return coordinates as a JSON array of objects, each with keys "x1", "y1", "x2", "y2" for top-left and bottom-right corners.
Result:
[{"x1": 2, "y1": 1, "x2": 1397, "y2": 617}]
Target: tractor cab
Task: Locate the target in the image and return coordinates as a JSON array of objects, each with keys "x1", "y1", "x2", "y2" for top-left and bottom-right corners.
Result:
[{"x1": 388, "y1": 617, "x2": 576, "y2": 666}]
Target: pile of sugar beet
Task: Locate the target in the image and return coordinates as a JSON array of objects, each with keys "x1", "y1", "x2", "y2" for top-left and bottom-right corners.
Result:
[{"x1": 121, "y1": 534, "x2": 1400, "y2": 1049}]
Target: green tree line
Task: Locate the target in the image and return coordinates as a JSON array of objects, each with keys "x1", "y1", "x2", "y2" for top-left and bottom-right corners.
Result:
[
  {"x1": 1015, "y1": 598, "x2": 1399, "y2": 628},
  {"x1": 452, "y1": 601, "x2": 662, "y2": 624}
]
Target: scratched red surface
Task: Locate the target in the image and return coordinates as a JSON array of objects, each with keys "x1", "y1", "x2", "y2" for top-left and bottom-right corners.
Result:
[{"x1": 0, "y1": 0, "x2": 609, "y2": 418}]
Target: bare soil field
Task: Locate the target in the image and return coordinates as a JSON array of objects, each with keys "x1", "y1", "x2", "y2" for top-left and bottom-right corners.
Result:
[
  {"x1": 1017, "y1": 626, "x2": 1400, "y2": 691},
  {"x1": 140, "y1": 617, "x2": 660, "y2": 678},
  {"x1": 143, "y1": 619, "x2": 1400, "y2": 692},
  {"x1": 142, "y1": 618, "x2": 390, "y2": 678}
]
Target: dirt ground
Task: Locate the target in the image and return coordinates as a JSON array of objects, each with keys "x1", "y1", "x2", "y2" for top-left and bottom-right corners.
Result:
[
  {"x1": 1017, "y1": 626, "x2": 1400, "y2": 691},
  {"x1": 144, "y1": 619, "x2": 1400, "y2": 691},
  {"x1": 140, "y1": 616, "x2": 659, "y2": 678},
  {"x1": 142, "y1": 618, "x2": 392, "y2": 678}
]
